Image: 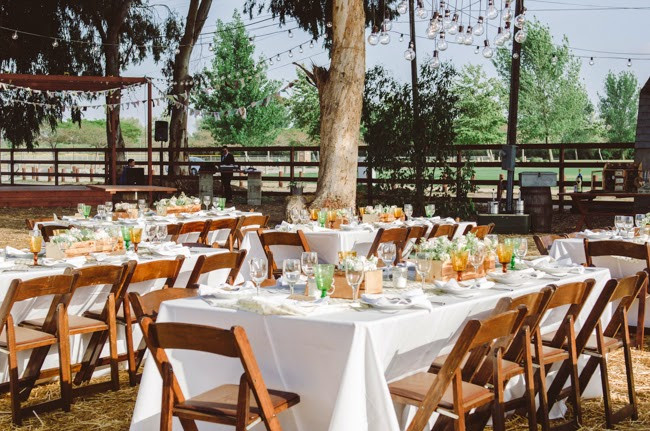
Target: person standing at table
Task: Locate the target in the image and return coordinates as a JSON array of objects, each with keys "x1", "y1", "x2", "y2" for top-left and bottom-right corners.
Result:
[
  {"x1": 119, "y1": 159, "x2": 136, "y2": 185},
  {"x1": 219, "y1": 146, "x2": 235, "y2": 203}
]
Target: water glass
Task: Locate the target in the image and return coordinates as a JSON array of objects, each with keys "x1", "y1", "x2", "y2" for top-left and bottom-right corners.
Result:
[
  {"x1": 130, "y1": 227, "x2": 143, "y2": 252},
  {"x1": 83, "y1": 204, "x2": 92, "y2": 219},
  {"x1": 314, "y1": 264, "x2": 336, "y2": 298},
  {"x1": 449, "y1": 248, "x2": 469, "y2": 281},
  {"x1": 156, "y1": 224, "x2": 168, "y2": 243},
  {"x1": 414, "y1": 252, "x2": 432, "y2": 290},
  {"x1": 282, "y1": 259, "x2": 301, "y2": 295},
  {"x1": 425, "y1": 204, "x2": 435, "y2": 218},
  {"x1": 317, "y1": 210, "x2": 328, "y2": 228},
  {"x1": 514, "y1": 237, "x2": 528, "y2": 263},
  {"x1": 614, "y1": 215, "x2": 625, "y2": 236},
  {"x1": 404, "y1": 204, "x2": 413, "y2": 220},
  {"x1": 104, "y1": 201, "x2": 113, "y2": 213},
  {"x1": 121, "y1": 226, "x2": 132, "y2": 249},
  {"x1": 378, "y1": 242, "x2": 397, "y2": 279},
  {"x1": 97, "y1": 205, "x2": 106, "y2": 219},
  {"x1": 344, "y1": 257, "x2": 365, "y2": 301},
  {"x1": 249, "y1": 258, "x2": 268, "y2": 296},
  {"x1": 636, "y1": 214, "x2": 646, "y2": 228},
  {"x1": 496, "y1": 242, "x2": 514, "y2": 273},
  {"x1": 300, "y1": 209, "x2": 311, "y2": 225},
  {"x1": 290, "y1": 208, "x2": 300, "y2": 225},
  {"x1": 29, "y1": 229, "x2": 43, "y2": 266},
  {"x1": 77, "y1": 203, "x2": 86, "y2": 217},
  {"x1": 469, "y1": 245, "x2": 487, "y2": 282},
  {"x1": 203, "y1": 195, "x2": 212, "y2": 210},
  {"x1": 145, "y1": 224, "x2": 158, "y2": 242}
]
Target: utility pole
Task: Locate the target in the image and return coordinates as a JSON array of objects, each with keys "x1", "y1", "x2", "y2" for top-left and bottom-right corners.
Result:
[
  {"x1": 409, "y1": 0, "x2": 424, "y2": 213},
  {"x1": 505, "y1": 0, "x2": 524, "y2": 212}
]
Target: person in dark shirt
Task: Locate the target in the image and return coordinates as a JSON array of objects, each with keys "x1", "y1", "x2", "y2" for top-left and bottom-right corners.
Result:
[
  {"x1": 119, "y1": 159, "x2": 136, "y2": 185},
  {"x1": 220, "y1": 146, "x2": 235, "y2": 202}
]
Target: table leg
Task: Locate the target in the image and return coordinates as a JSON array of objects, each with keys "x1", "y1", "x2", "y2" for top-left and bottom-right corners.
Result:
[{"x1": 572, "y1": 196, "x2": 590, "y2": 231}]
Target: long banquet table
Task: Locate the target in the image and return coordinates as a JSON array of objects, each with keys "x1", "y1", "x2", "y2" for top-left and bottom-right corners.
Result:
[
  {"x1": 130, "y1": 268, "x2": 611, "y2": 431},
  {"x1": 0, "y1": 247, "x2": 233, "y2": 384}
]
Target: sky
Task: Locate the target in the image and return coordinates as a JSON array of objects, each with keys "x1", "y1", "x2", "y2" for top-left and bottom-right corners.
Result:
[{"x1": 116, "y1": 0, "x2": 650, "y2": 133}]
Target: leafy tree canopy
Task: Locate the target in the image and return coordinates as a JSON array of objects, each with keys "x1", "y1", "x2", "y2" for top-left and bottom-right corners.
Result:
[
  {"x1": 598, "y1": 71, "x2": 639, "y2": 143},
  {"x1": 287, "y1": 69, "x2": 320, "y2": 143}
]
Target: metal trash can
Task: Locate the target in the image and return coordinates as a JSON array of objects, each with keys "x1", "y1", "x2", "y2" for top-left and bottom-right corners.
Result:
[
  {"x1": 519, "y1": 172, "x2": 557, "y2": 232},
  {"x1": 247, "y1": 170, "x2": 262, "y2": 206}
]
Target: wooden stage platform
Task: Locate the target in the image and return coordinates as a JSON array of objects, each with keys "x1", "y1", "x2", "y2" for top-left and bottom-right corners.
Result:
[{"x1": 0, "y1": 185, "x2": 112, "y2": 208}]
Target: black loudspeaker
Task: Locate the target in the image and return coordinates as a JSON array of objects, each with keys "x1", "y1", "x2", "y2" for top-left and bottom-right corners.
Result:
[
  {"x1": 500, "y1": 144, "x2": 517, "y2": 171},
  {"x1": 155, "y1": 120, "x2": 169, "y2": 142}
]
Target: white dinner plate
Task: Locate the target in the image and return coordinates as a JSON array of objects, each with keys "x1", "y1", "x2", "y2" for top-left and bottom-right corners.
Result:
[{"x1": 361, "y1": 295, "x2": 413, "y2": 310}]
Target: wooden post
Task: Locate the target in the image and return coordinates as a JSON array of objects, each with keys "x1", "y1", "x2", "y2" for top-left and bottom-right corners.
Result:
[
  {"x1": 289, "y1": 147, "x2": 295, "y2": 184},
  {"x1": 54, "y1": 149, "x2": 59, "y2": 186},
  {"x1": 278, "y1": 171, "x2": 283, "y2": 188},
  {"x1": 366, "y1": 153, "x2": 374, "y2": 205},
  {"x1": 21, "y1": 167, "x2": 25, "y2": 181},
  {"x1": 10, "y1": 147, "x2": 15, "y2": 185},
  {"x1": 147, "y1": 81, "x2": 153, "y2": 203},
  {"x1": 61, "y1": 168, "x2": 66, "y2": 183},
  {"x1": 90, "y1": 167, "x2": 94, "y2": 183},
  {"x1": 559, "y1": 142, "x2": 565, "y2": 212},
  {"x1": 110, "y1": 109, "x2": 117, "y2": 185},
  {"x1": 505, "y1": 0, "x2": 525, "y2": 213},
  {"x1": 48, "y1": 166, "x2": 54, "y2": 182}
]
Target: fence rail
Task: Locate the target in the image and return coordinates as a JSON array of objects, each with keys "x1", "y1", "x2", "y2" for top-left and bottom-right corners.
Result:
[{"x1": 0, "y1": 142, "x2": 636, "y2": 210}]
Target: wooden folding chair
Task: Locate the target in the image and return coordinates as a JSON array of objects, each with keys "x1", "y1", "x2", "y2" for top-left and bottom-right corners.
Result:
[
  {"x1": 367, "y1": 228, "x2": 409, "y2": 264},
  {"x1": 205, "y1": 217, "x2": 239, "y2": 250},
  {"x1": 235, "y1": 215, "x2": 270, "y2": 249},
  {"x1": 165, "y1": 222, "x2": 183, "y2": 243},
  {"x1": 86, "y1": 256, "x2": 185, "y2": 386},
  {"x1": 533, "y1": 234, "x2": 566, "y2": 255},
  {"x1": 533, "y1": 279, "x2": 596, "y2": 431},
  {"x1": 185, "y1": 250, "x2": 247, "y2": 289},
  {"x1": 428, "y1": 223, "x2": 458, "y2": 240},
  {"x1": 389, "y1": 307, "x2": 527, "y2": 431},
  {"x1": 402, "y1": 226, "x2": 428, "y2": 260},
  {"x1": 584, "y1": 239, "x2": 650, "y2": 349},
  {"x1": 138, "y1": 319, "x2": 300, "y2": 431},
  {"x1": 25, "y1": 217, "x2": 54, "y2": 230},
  {"x1": 0, "y1": 272, "x2": 77, "y2": 425},
  {"x1": 545, "y1": 272, "x2": 647, "y2": 429},
  {"x1": 464, "y1": 224, "x2": 495, "y2": 239},
  {"x1": 40, "y1": 224, "x2": 72, "y2": 242},
  {"x1": 21, "y1": 263, "x2": 133, "y2": 396},
  {"x1": 129, "y1": 289, "x2": 199, "y2": 322},
  {"x1": 258, "y1": 230, "x2": 310, "y2": 279},
  {"x1": 175, "y1": 220, "x2": 212, "y2": 245}
]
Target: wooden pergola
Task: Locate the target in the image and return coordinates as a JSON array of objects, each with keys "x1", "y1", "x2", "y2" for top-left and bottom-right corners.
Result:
[{"x1": 0, "y1": 74, "x2": 153, "y2": 186}]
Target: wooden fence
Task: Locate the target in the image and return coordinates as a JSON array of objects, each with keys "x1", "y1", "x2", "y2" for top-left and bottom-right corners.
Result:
[{"x1": 0, "y1": 142, "x2": 635, "y2": 211}]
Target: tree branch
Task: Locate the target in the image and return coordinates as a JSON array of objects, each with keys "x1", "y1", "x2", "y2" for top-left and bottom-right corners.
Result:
[{"x1": 293, "y1": 62, "x2": 316, "y2": 87}]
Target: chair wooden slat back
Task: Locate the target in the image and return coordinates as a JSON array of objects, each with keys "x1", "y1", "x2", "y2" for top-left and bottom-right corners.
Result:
[
  {"x1": 129, "y1": 289, "x2": 199, "y2": 321},
  {"x1": 40, "y1": 224, "x2": 72, "y2": 242},
  {"x1": 165, "y1": 223, "x2": 183, "y2": 243},
  {"x1": 468, "y1": 224, "x2": 495, "y2": 240},
  {"x1": 258, "y1": 230, "x2": 310, "y2": 278},
  {"x1": 130, "y1": 256, "x2": 185, "y2": 287},
  {"x1": 544, "y1": 279, "x2": 596, "y2": 347},
  {"x1": 73, "y1": 262, "x2": 134, "y2": 318},
  {"x1": 428, "y1": 224, "x2": 458, "y2": 240},
  {"x1": 533, "y1": 234, "x2": 566, "y2": 255},
  {"x1": 367, "y1": 228, "x2": 409, "y2": 263},
  {"x1": 584, "y1": 239, "x2": 650, "y2": 268},
  {"x1": 205, "y1": 217, "x2": 239, "y2": 250},
  {"x1": 185, "y1": 250, "x2": 247, "y2": 288},
  {"x1": 406, "y1": 226, "x2": 428, "y2": 243},
  {"x1": 177, "y1": 220, "x2": 211, "y2": 244},
  {"x1": 404, "y1": 308, "x2": 527, "y2": 431},
  {"x1": 235, "y1": 215, "x2": 270, "y2": 247},
  {"x1": 26, "y1": 217, "x2": 54, "y2": 230}
]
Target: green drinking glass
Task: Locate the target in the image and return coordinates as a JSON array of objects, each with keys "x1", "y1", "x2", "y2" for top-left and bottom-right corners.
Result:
[
  {"x1": 121, "y1": 226, "x2": 131, "y2": 249},
  {"x1": 83, "y1": 204, "x2": 92, "y2": 219},
  {"x1": 314, "y1": 264, "x2": 336, "y2": 298},
  {"x1": 317, "y1": 210, "x2": 328, "y2": 228}
]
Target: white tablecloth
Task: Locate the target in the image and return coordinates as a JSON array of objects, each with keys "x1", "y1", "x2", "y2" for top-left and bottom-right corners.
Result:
[
  {"x1": 0, "y1": 248, "x2": 233, "y2": 383},
  {"x1": 550, "y1": 237, "x2": 648, "y2": 327},
  {"x1": 131, "y1": 268, "x2": 611, "y2": 431}
]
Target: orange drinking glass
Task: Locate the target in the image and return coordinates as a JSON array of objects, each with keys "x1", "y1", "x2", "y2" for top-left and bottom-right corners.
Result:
[{"x1": 496, "y1": 243, "x2": 514, "y2": 273}]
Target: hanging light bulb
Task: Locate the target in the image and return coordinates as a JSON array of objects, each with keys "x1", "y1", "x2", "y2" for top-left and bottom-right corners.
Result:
[
  {"x1": 487, "y1": 0, "x2": 498, "y2": 19},
  {"x1": 551, "y1": 54, "x2": 557, "y2": 65},
  {"x1": 416, "y1": 0, "x2": 428, "y2": 19},
  {"x1": 174, "y1": 47, "x2": 180, "y2": 54},
  {"x1": 288, "y1": 29, "x2": 294, "y2": 38},
  {"x1": 397, "y1": 0, "x2": 408, "y2": 14},
  {"x1": 379, "y1": 30, "x2": 391, "y2": 45},
  {"x1": 11, "y1": 31, "x2": 18, "y2": 40},
  {"x1": 309, "y1": 40, "x2": 315, "y2": 48},
  {"x1": 464, "y1": 27, "x2": 474, "y2": 45},
  {"x1": 503, "y1": 22, "x2": 512, "y2": 40},
  {"x1": 269, "y1": 58, "x2": 274, "y2": 66},
  {"x1": 92, "y1": 45, "x2": 101, "y2": 54},
  {"x1": 52, "y1": 39, "x2": 59, "y2": 48},
  {"x1": 513, "y1": 52, "x2": 520, "y2": 59},
  {"x1": 208, "y1": 43, "x2": 214, "y2": 51},
  {"x1": 514, "y1": 28, "x2": 527, "y2": 43},
  {"x1": 494, "y1": 27, "x2": 505, "y2": 46},
  {"x1": 383, "y1": 12, "x2": 392, "y2": 31},
  {"x1": 482, "y1": 40, "x2": 494, "y2": 58},
  {"x1": 276, "y1": 53, "x2": 281, "y2": 61},
  {"x1": 399, "y1": 34, "x2": 404, "y2": 42},
  {"x1": 438, "y1": 32, "x2": 448, "y2": 51},
  {"x1": 589, "y1": 57, "x2": 595, "y2": 66},
  {"x1": 502, "y1": 1, "x2": 513, "y2": 21},
  {"x1": 431, "y1": 50, "x2": 441, "y2": 69},
  {"x1": 474, "y1": 45, "x2": 480, "y2": 54},
  {"x1": 326, "y1": 21, "x2": 333, "y2": 28},
  {"x1": 288, "y1": 50, "x2": 294, "y2": 58},
  {"x1": 404, "y1": 42, "x2": 416, "y2": 61},
  {"x1": 448, "y1": 14, "x2": 459, "y2": 35},
  {"x1": 443, "y1": 10, "x2": 452, "y2": 29},
  {"x1": 473, "y1": 17, "x2": 485, "y2": 36},
  {"x1": 454, "y1": 26, "x2": 464, "y2": 44},
  {"x1": 627, "y1": 58, "x2": 632, "y2": 67},
  {"x1": 299, "y1": 45, "x2": 304, "y2": 53},
  {"x1": 427, "y1": 12, "x2": 441, "y2": 34},
  {"x1": 514, "y1": 12, "x2": 526, "y2": 29},
  {"x1": 367, "y1": 26, "x2": 380, "y2": 46}
]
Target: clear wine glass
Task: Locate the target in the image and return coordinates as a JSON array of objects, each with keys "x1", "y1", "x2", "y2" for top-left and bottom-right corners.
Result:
[
  {"x1": 636, "y1": 214, "x2": 645, "y2": 228},
  {"x1": 96, "y1": 205, "x2": 106, "y2": 219},
  {"x1": 77, "y1": 203, "x2": 86, "y2": 217},
  {"x1": 345, "y1": 257, "x2": 365, "y2": 302},
  {"x1": 249, "y1": 258, "x2": 268, "y2": 296},
  {"x1": 469, "y1": 245, "x2": 487, "y2": 284},
  {"x1": 290, "y1": 208, "x2": 300, "y2": 225},
  {"x1": 145, "y1": 224, "x2": 158, "y2": 243},
  {"x1": 203, "y1": 195, "x2": 212, "y2": 211},
  {"x1": 300, "y1": 209, "x2": 310, "y2": 225},
  {"x1": 614, "y1": 215, "x2": 624, "y2": 236},
  {"x1": 624, "y1": 216, "x2": 635, "y2": 238},
  {"x1": 282, "y1": 259, "x2": 301, "y2": 295},
  {"x1": 404, "y1": 204, "x2": 413, "y2": 220},
  {"x1": 156, "y1": 224, "x2": 168, "y2": 243},
  {"x1": 378, "y1": 242, "x2": 397, "y2": 279},
  {"x1": 104, "y1": 201, "x2": 113, "y2": 214},
  {"x1": 301, "y1": 251, "x2": 318, "y2": 295},
  {"x1": 425, "y1": 204, "x2": 435, "y2": 218},
  {"x1": 415, "y1": 251, "x2": 432, "y2": 290},
  {"x1": 515, "y1": 238, "x2": 528, "y2": 264}
]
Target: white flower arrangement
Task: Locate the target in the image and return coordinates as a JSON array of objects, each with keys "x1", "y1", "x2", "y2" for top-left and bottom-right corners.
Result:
[
  {"x1": 50, "y1": 227, "x2": 117, "y2": 246},
  {"x1": 417, "y1": 236, "x2": 453, "y2": 261},
  {"x1": 155, "y1": 192, "x2": 201, "y2": 208},
  {"x1": 338, "y1": 256, "x2": 379, "y2": 271}
]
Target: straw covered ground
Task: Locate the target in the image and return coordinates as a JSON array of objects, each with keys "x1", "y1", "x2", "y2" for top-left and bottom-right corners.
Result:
[{"x1": 0, "y1": 203, "x2": 645, "y2": 430}]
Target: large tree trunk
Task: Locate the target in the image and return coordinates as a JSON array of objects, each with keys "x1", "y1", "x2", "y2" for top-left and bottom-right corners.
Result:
[
  {"x1": 105, "y1": 39, "x2": 126, "y2": 184},
  {"x1": 309, "y1": 0, "x2": 365, "y2": 209},
  {"x1": 168, "y1": 0, "x2": 212, "y2": 177}
]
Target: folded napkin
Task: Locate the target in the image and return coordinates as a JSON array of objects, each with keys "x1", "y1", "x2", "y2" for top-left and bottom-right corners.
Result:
[
  {"x1": 275, "y1": 221, "x2": 296, "y2": 232},
  {"x1": 433, "y1": 279, "x2": 479, "y2": 297},
  {"x1": 460, "y1": 277, "x2": 496, "y2": 289},
  {"x1": 148, "y1": 242, "x2": 191, "y2": 258},
  {"x1": 277, "y1": 274, "x2": 308, "y2": 286},
  {"x1": 232, "y1": 296, "x2": 325, "y2": 316},
  {"x1": 526, "y1": 256, "x2": 584, "y2": 275},
  {"x1": 340, "y1": 223, "x2": 374, "y2": 232},
  {"x1": 92, "y1": 251, "x2": 138, "y2": 263},
  {"x1": 42, "y1": 256, "x2": 87, "y2": 268},
  {"x1": 5, "y1": 246, "x2": 32, "y2": 258},
  {"x1": 488, "y1": 268, "x2": 542, "y2": 285},
  {"x1": 199, "y1": 281, "x2": 255, "y2": 298},
  {"x1": 0, "y1": 260, "x2": 14, "y2": 270},
  {"x1": 362, "y1": 290, "x2": 433, "y2": 310}
]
